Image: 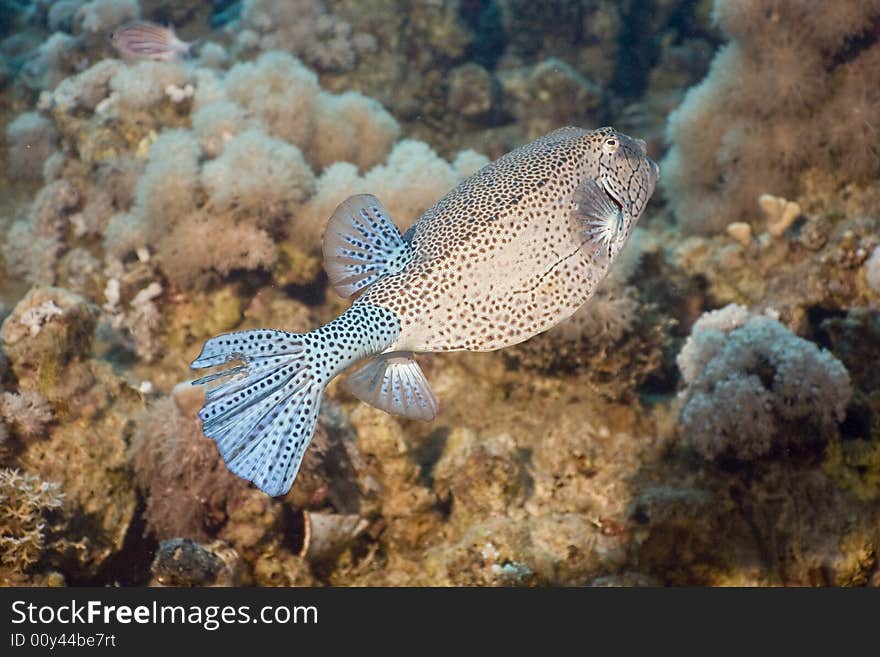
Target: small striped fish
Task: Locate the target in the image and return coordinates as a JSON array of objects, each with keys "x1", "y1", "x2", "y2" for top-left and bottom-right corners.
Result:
[{"x1": 110, "y1": 21, "x2": 199, "y2": 61}]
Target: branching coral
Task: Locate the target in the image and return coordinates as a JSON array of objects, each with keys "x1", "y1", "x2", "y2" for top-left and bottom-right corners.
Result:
[
  {"x1": 677, "y1": 304, "x2": 853, "y2": 460},
  {"x1": 192, "y1": 100, "x2": 252, "y2": 158},
  {"x1": 200, "y1": 128, "x2": 315, "y2": 221},
  {"x1": 0, "y1": 468, "x2": 63, "y2": 573},
  {"x1": 222, "y1": 50, "x2": 321, "y2": 148},
  {"x1": 220, "y1": 51, "x2": 400, "y2": 171},
  {"x1": 663, "y1": 0, "x2": 880, "y2": 234}
]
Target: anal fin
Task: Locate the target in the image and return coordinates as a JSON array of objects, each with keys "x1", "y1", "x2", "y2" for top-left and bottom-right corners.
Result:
[
  {"x1": 345, "y1": 352, "x2": 439, "y2": 421},
  {"x1": 323, "y1": 194, "x2": 413, "y2": 298}
]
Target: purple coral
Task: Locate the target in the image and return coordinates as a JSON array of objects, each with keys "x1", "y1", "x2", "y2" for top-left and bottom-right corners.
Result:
[{"x1": 677, "y1": 304, "x2": 852, "y2": 460}]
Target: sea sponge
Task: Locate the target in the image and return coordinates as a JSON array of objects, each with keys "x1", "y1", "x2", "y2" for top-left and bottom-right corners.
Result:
[
  {"x1": 663, "y1": 0, "x2": 880, "y2": 234},
  {"x1": 677, "y1": 304, "x2": 852, "y2": 460},
  {"x1": 5, "y1": 112, "x2": 58, "y2": 182}
]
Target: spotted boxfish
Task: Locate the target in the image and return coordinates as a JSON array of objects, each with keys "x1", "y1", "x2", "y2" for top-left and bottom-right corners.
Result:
[
  {"x1": 192, "y1": 127, "x2": 660, "y2": 496},
  {"x1": 109, "y1": 21, "x2": 199, "y2": 61}
]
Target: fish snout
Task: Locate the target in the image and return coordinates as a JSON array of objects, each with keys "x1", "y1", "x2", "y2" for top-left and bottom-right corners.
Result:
[{"x1": 648, "y1": 158, "x2": 660, "y2": 185}]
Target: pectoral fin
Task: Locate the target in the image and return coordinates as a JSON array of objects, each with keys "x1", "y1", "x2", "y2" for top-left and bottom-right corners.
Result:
[{"x1": 571, "y1": 178, "x2": 624, "y2": 255}]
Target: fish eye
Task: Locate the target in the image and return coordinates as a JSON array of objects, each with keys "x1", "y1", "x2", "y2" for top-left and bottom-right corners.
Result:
[{"x1": 603, "y1": 136, "x2": 619, "y2": 154}]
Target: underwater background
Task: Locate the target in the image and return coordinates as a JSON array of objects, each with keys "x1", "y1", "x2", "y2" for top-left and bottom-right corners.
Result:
[{"x1": 0, "y1": 0, "x2": 879, "y2": 587}]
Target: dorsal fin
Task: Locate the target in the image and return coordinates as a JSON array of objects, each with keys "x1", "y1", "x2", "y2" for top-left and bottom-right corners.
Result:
[
  {"x1": 323, "y1": 194, "x2": 414, "y2": 299},
  {"x1": 345, "y1": 352, "x2": 439, "y2": 421}
]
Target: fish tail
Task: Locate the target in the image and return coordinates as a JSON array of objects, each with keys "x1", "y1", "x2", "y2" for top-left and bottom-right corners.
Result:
[
  {"x1": 191, "y1": 304, "x2": 401, "y2": 496},
  {"x1": 183, "y1": 37, "x2": 203, "y2": 57}
]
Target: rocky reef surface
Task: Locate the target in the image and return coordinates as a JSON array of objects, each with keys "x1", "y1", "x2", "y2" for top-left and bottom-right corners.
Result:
[{"x1": 0, "y1": 0, "x2": 878, "y2": 587}]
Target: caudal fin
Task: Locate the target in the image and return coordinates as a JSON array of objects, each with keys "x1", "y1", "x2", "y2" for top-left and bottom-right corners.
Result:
[{"x1": 191, "y1": 329, "x2": 327, "y2": 496}]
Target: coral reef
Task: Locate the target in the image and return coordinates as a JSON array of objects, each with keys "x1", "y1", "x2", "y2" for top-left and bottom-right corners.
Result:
[
  {"x1": 0, "y1": 0, "x2": 878, "y2": 589},
  {"x1": 9, "y1": 48, "x2": 484, "y2": 296},
  {"x1": 1, "y1": 286, "x2": 141, "y2": 580},
  {"x1": 236, "y1": 0, "x2": 377, "y2": 73}
]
